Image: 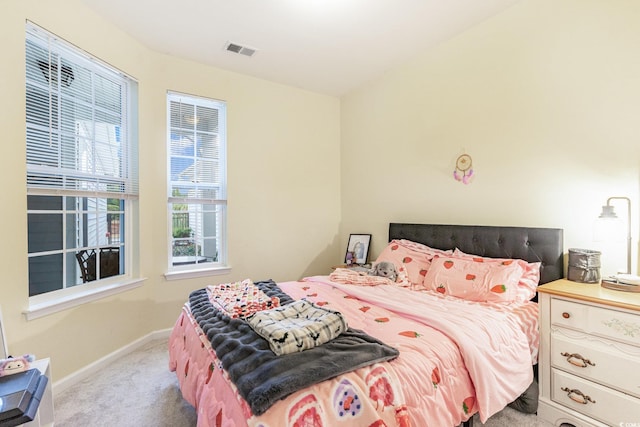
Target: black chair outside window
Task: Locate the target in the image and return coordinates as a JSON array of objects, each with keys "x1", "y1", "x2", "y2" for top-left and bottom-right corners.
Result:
[{"x1": 76, "y1": 248, "x2": 120, "y2": 283}]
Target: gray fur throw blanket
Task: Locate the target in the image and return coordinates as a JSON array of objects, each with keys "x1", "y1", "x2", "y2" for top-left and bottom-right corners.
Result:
[{"x1": 188, "y1": 279, "x2": 399, "y2": 415}]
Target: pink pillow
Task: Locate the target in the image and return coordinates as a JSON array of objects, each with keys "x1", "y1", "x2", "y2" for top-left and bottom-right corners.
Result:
[
  {"x1": 453, "y1": 249, "x2": 540, "y2": 301},
  {"x1": 376, "y1": 240, "x2": 452, "y2": 289},
  {"x1": 423, "y1": 256, "x2": 524, "y2": 303}
]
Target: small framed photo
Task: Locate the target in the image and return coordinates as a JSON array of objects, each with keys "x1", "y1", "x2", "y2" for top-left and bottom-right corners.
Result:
[{"x1": 345, "y1": 234, "x2": 371, "y2": 265}]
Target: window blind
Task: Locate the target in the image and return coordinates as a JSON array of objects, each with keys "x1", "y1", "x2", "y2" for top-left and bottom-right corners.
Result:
[
  {"x1": 25, "y1": 22, "x2": 138, "y2": 199},
  {"x1": 167, "y1": 92, "x2": 227, "y2": 205}
]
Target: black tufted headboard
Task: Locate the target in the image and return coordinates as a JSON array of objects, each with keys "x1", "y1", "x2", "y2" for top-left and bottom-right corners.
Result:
[{"x1": 389, "y1": 223, "x2": 564, "y2": 285}]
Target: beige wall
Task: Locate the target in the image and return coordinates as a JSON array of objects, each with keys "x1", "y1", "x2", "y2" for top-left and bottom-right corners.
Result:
[
  {"x1": 3, "y1": 0, "x2": 640, "y2": 384},
  {"x1": 0, "y1": 0, "x2": 341, "y2": 379},
  {"x1": 341, "y1": 0, "x2": 640, "y2": 277}
]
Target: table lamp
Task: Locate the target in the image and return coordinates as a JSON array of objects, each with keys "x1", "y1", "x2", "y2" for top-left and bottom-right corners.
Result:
[{"x1": 597, "y1": 196, "x2": 640, "y2": 291}]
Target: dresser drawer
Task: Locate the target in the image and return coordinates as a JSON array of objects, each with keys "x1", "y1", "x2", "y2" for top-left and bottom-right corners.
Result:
[
  {"x1": 551, "y1": 330, "x2": 640, "y2": 398},
  {"x1": 551, "y1": 368, "x2": 640, "y2": 426},
  {"x1": 551, "y1": 298, "x2": 589, "y2": 330},
  {"x1": 551, "y1": 298, "x2": 640, "y2": 346}
]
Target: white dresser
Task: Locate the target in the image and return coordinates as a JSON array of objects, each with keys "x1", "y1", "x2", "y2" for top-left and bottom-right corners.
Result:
[{"x1": 538, "y1": 279, "x2": 640, "y2": 427}]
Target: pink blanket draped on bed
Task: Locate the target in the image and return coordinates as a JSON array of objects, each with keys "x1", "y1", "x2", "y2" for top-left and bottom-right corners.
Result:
[
  {"x1": 303, "y1": 276, "x2": 534, "y2": 422},
  {"x1": 169, "y1": 276, "x2": 539, "y2": 427}
]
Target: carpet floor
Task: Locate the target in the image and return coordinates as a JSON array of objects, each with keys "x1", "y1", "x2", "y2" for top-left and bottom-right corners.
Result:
[{"x1": 54, "y1": 339, "x2": 553, "y2": 426}]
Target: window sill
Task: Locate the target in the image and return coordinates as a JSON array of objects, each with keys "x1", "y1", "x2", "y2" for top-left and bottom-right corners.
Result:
[
  {"x1": 164, "y1": 265, "x2": 231, "y2": 281},
  {"x1": 24, "y1": 278, "x2": 147, "y2": 321}
]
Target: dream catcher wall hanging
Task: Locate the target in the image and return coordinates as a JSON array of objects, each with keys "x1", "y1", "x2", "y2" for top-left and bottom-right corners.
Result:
[{"x1": 453, "y1": 153, "x2": 474, "y2": 184}]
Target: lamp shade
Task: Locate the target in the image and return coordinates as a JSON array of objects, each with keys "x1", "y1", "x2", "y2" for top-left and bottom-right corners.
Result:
[{"x1": 599, "y1": 205, "x2": 617, "y2": 218}]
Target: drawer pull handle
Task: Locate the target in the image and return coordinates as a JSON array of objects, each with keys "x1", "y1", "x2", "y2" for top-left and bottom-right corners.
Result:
[
  {"x1": 560, "y1": 352, "x2": 595, "y2": 368},
  {"x1": 562, "y1": 312, "x2": 571, "y2": 319},
  {"x1": 561, "y1": 387, "x2": 595, "y2": 404}
]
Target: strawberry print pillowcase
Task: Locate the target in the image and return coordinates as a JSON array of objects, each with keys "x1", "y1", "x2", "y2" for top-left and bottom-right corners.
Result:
[
  {"x1": 375, "y1": 239, "x2": 452, "y2": 289},
  {"x1": 423, "y1": 256, "x2": 525, "y2": 303},
  {"x1": 453, "y1": 249, "x2": 541, "y2": 302}
]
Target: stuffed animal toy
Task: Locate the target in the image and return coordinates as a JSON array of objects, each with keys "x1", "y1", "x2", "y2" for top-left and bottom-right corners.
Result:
[
  {"x1": 0, "y1": 354, "x2": 35, "y2": 377},
  {"x1": 369, "y1": 261, "x2": 398, "y2": 282}
]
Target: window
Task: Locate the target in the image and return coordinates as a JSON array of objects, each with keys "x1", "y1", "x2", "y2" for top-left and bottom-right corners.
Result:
[
  {"x1": 25, "y1": 22, "x2": 138, "y2": 302},
  {"x1": 167, "y1": 92, "x2": 227, "y2": 273}
]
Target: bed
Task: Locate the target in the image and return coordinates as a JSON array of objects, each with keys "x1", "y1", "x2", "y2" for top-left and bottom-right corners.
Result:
[{"x1": 168, "y1": 223, "x2": 563, "y2": 427}]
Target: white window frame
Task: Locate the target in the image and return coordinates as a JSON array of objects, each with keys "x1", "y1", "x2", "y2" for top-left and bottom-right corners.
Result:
[
  {"x1": 165, "y1": 92, "x2": 229, "y2": 280},
  {"x1": 24, "y1": 22, "x2": 142, "y2": 320}
]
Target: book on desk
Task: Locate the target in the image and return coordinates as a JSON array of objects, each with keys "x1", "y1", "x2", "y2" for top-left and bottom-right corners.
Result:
[{"x1": 0, "y1": 368, "x2": 48, "y2": 427}]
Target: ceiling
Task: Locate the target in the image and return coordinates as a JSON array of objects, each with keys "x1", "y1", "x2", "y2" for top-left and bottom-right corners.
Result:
[{"x1": 82, "y1": 0, "x2": 521, "y2": 97}]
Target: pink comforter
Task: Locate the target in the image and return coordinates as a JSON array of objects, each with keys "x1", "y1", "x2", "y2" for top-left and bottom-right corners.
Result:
[{"x1": 168, "y1": 276, "x2": 538, "y2": 427}]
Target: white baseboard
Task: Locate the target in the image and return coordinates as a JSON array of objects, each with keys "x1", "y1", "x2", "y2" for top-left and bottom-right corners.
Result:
[{"x1": 52, "y1": 328, "x2": 172, "y2": 396}]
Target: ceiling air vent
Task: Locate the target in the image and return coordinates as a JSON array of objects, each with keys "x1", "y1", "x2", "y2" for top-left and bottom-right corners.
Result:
[{"x1": 224, "y1": 42, "x2": 257, "y2": 57}]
